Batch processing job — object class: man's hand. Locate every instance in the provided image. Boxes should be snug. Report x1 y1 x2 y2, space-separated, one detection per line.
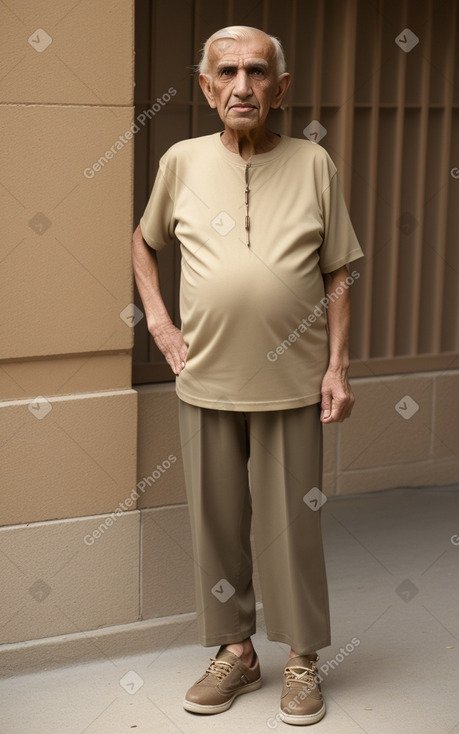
320 366 355 423
320 265 355 423
151 321 188 376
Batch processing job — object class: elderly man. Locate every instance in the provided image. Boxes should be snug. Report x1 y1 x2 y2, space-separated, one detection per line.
132 25 363 726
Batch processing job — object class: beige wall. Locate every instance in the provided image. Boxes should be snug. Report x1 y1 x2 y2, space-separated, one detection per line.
0 1 138 648
0 0 458 667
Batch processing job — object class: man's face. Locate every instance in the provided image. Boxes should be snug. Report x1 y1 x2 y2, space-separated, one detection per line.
199 33 290 131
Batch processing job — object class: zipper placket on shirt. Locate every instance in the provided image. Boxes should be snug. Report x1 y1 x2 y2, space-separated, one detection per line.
245 162 251 247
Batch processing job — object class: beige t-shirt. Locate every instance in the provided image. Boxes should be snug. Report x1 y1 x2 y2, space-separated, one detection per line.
140 132 363 411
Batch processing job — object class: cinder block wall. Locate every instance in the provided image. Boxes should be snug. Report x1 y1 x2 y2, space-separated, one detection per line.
0 1 138 647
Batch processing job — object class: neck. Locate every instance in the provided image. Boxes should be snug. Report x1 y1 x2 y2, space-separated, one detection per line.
220 127 280 160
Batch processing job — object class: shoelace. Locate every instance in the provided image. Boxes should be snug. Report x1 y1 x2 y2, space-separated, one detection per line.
205 658 234 681
284 662 317 688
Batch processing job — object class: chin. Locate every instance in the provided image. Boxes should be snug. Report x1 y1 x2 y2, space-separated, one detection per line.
224 117 262 130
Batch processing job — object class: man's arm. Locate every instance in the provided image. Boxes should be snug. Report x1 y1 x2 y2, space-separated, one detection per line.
320 265 355 423
131 224 187 375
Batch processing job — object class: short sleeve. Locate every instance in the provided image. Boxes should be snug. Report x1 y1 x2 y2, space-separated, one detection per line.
139 162 175 251
318 171 364 273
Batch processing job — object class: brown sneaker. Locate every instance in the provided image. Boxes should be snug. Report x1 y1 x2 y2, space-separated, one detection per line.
279 654 325 725
183 647 262 714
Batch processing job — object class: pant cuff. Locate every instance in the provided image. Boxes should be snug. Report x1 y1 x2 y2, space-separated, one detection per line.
200 625 257 648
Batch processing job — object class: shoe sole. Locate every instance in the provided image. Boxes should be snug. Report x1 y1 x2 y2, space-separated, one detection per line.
183 677 263 714
279 702 326 725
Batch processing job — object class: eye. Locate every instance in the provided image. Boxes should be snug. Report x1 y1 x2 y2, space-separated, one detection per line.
250 67 265 77
220 67 235 77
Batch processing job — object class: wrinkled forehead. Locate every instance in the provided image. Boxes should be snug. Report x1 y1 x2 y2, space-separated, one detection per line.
207 35 276 72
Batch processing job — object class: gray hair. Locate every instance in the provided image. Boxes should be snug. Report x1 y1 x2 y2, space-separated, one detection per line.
199 26 287 77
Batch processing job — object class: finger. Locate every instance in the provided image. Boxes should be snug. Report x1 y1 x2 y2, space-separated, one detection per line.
341 394 355 421
168 355 180 375
320 393 332 421
343 403 353 420
163 347 182 376
336 399 353 422
324 397 346 423
329 404 343 422
338 399 352 422
175 349 188 375
174 355 186 375
177 342 188 373
174 344 187 374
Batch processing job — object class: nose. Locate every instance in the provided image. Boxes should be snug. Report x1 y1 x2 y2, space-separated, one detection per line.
233 69 252 98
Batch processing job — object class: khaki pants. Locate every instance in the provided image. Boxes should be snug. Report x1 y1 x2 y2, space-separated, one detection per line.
178 400 331 655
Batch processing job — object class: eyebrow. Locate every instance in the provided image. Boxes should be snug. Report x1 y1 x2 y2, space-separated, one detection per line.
216 59 270 71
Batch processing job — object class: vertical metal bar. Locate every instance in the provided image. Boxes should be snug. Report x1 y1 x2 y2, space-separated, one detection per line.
147 0 157 364
190 0 201 139
385 0 409 358
431 1 456 353
284 0 296 136
262 0 269 30
408 0 433 355
313 0 325 121
148 0 156 187
226 0 234 25
338 0 357 203
360 0 383 361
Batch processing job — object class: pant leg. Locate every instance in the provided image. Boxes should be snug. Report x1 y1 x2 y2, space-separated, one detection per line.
247 403 330 654
178 399 256 647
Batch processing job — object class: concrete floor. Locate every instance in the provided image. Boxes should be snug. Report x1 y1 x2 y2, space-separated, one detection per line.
1 486 458 734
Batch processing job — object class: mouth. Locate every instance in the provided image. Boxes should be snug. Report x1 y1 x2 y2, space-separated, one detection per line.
230 104 257 112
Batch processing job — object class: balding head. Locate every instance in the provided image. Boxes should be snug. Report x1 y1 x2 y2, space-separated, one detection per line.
199 26 287 78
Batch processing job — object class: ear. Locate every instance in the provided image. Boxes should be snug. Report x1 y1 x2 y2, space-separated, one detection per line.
270 72 292 109
199 73 217 109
